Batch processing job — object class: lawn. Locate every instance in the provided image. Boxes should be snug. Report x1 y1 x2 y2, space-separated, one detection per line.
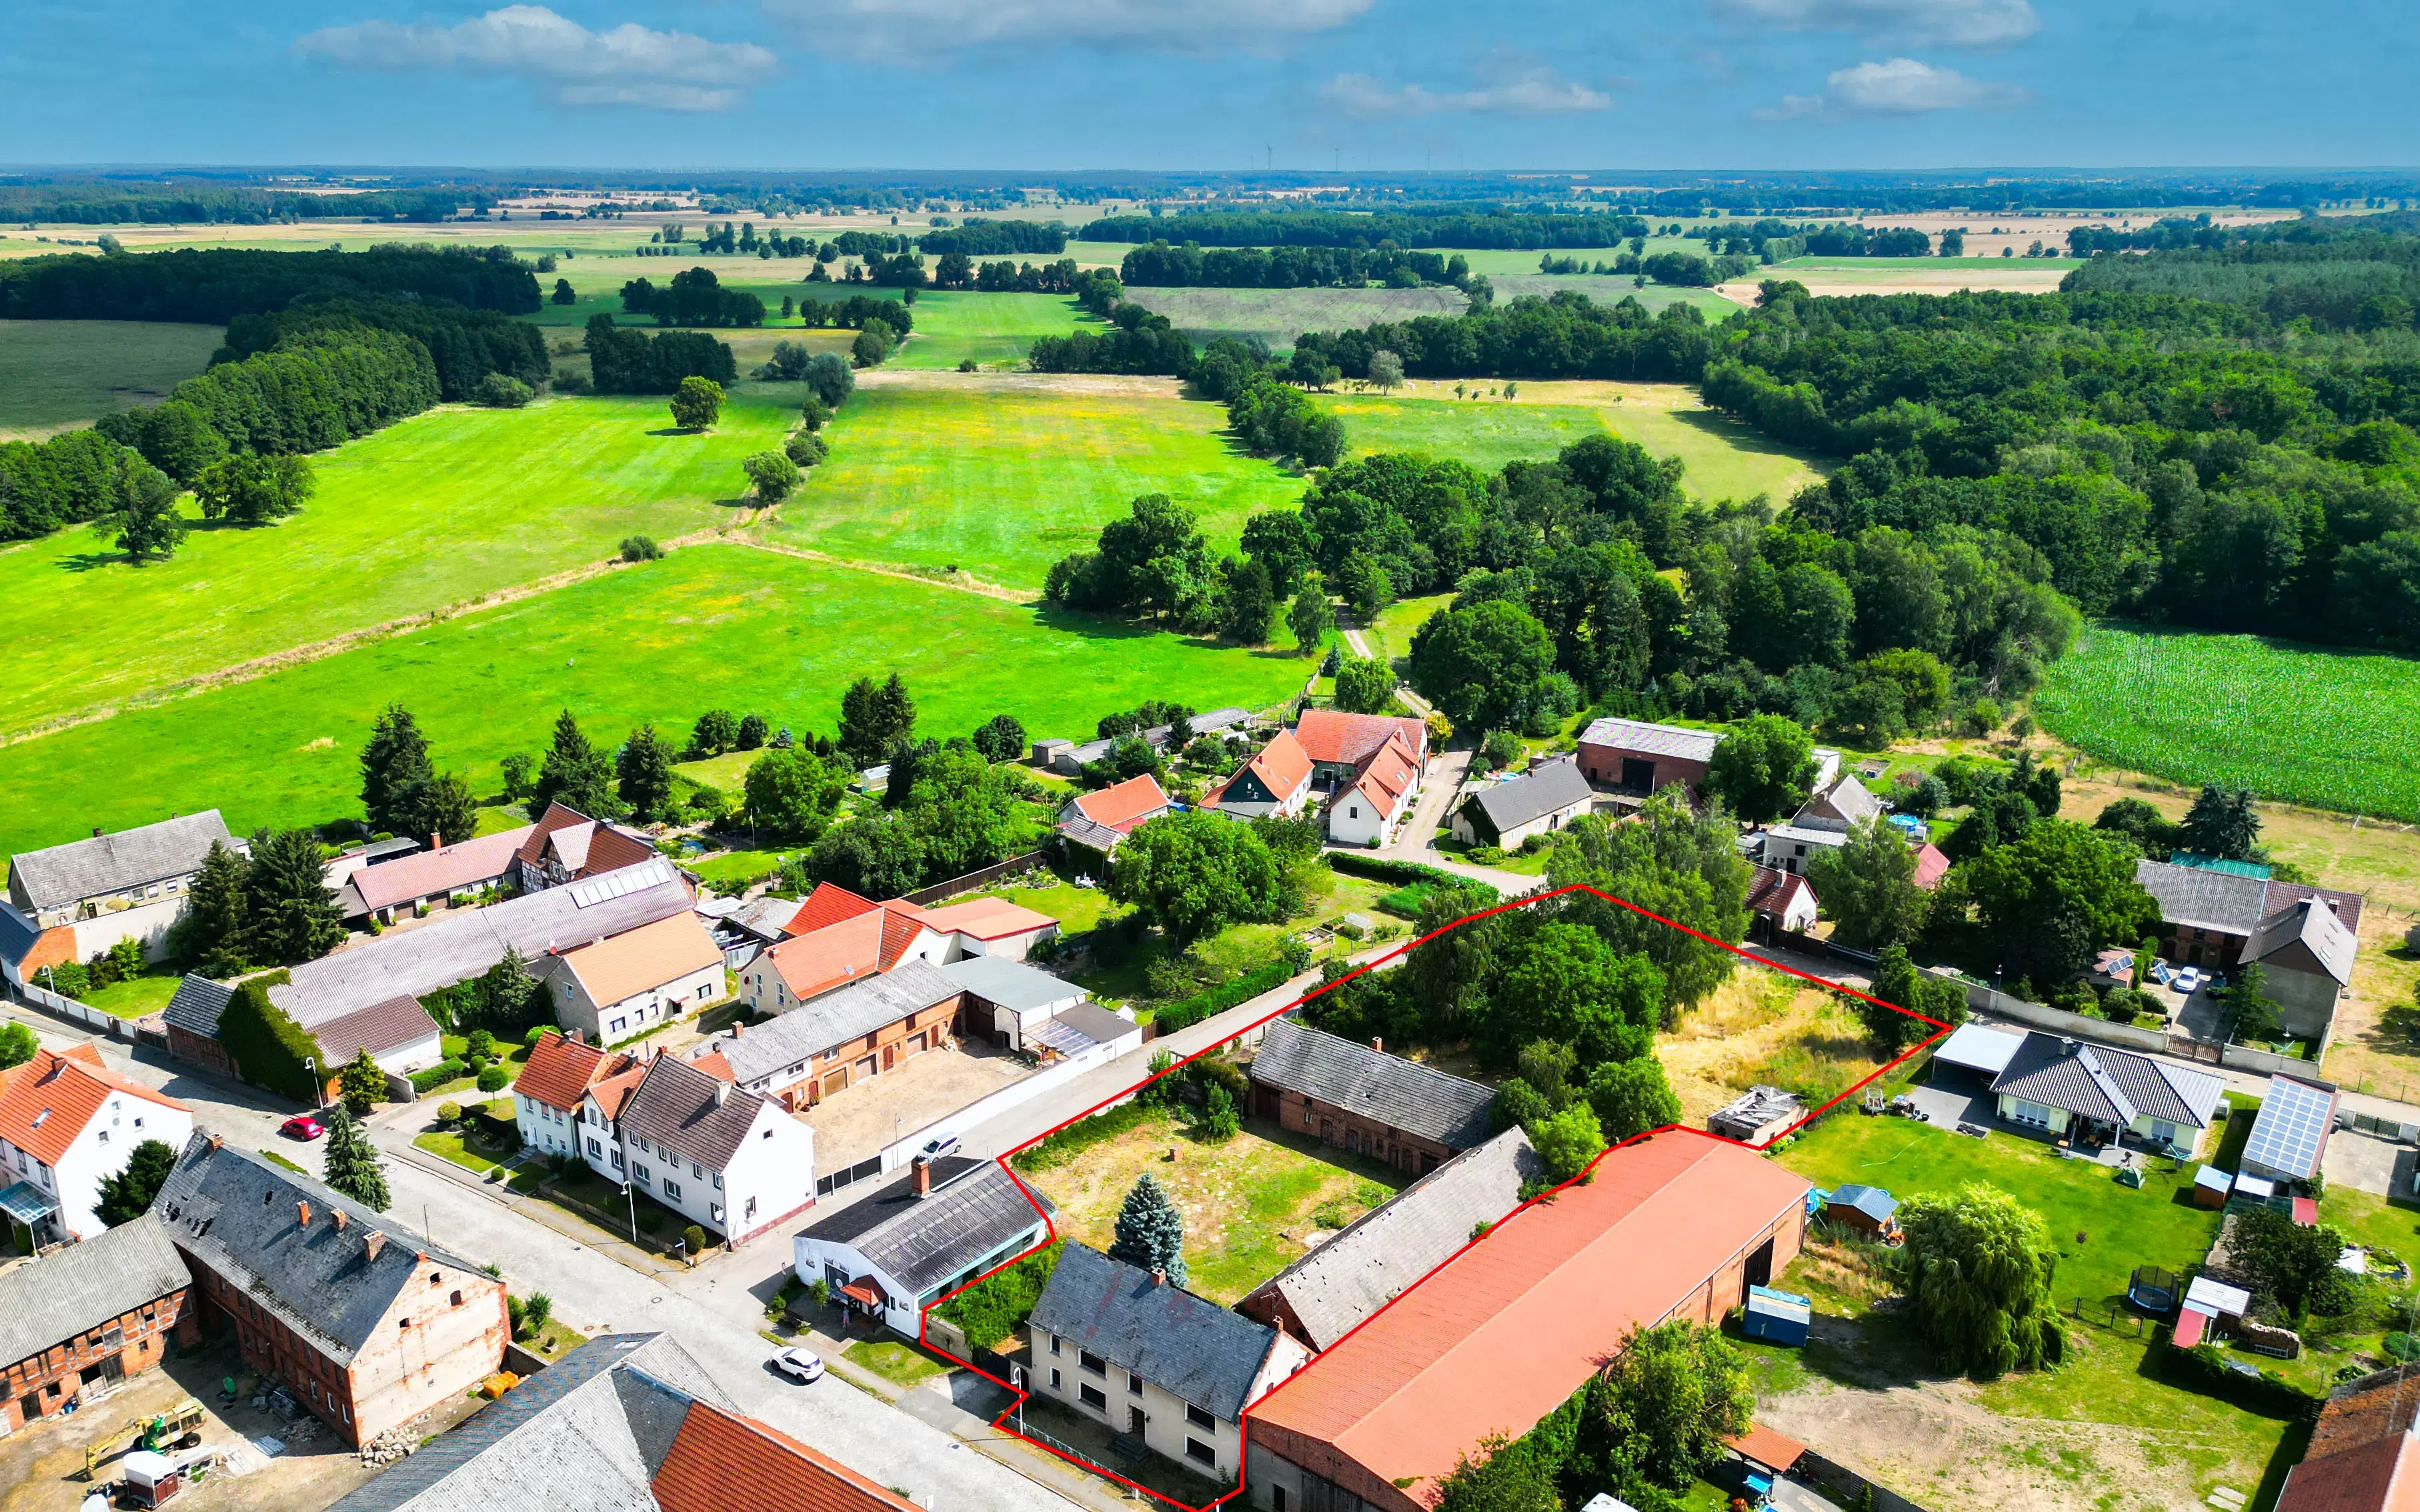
1364 593 1450 663
1022 1108 1409 1303
1318 396 1612 475
769 378 1304 589
1120 286 1469 349
688 847 792 894
0 389 798 740
2037 620 2420 821
0 319 224 438
846 1339 953 1389
0 543 1312 852
73 967 184 1019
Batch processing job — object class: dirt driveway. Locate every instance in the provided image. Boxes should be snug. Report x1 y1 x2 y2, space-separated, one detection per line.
808 1041 1033 1171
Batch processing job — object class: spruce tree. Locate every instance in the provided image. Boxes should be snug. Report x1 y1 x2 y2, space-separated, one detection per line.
320 1104 391 1212
533 710 616 815
616 724 678 821
837 677 884 765
243 828 344 965
1107 1173 1187 1287
172 839 251 975
360 703 434 834
397 770 479 850
872 673 916 753
478 946 539 1033
339 1048 387 1115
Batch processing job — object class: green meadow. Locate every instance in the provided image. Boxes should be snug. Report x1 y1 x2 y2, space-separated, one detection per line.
871 291 1093 369
1318 395 1612 474
1121 286 1468 348
0 319 224 437
0 543 1311 853
0 390 795 738
768 377 1304 587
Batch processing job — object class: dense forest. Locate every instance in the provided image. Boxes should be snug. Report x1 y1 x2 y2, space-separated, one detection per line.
219 299 548 403
1080 207 1652 250
581 315 738 394
1116 241 1468 290
1289 292 1720 383
915 219 1069 257
0 182 490 224
2063 212 2420 333
0 245 542 322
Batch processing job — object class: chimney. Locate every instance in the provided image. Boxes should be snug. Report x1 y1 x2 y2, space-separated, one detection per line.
912 1156 932 1198
431 832 443 852
332 1209 349 1233
1370 1036 1383 1053
1150 1268 1168 1287
730 1021 743 1039
206 1133 224 1153
296 1200 312 1228
712 1080 729 1106
363 1231 385 1262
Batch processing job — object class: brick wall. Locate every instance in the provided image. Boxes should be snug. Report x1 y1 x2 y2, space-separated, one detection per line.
1253 1085 1456 1176
0 1285 192 1433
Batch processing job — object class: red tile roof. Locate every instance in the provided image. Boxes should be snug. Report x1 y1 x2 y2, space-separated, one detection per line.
1250 1133 1809 1507
0 1045 187 1167
764 911 886 1001
1072 773 1170 831
2311 1367 2420 1461
1746 866 1816 919
515 802 597 867
1912 843 1952 891
1338 733 1419 817
787 881 881 935
1724 1422 1806 1473
585 1062 650 1122
1294 709 1427 768
913 896 1058 941
2278 1430 2420 1512
655 1399 918 1512
343 827 533 913
512 1030 640 1113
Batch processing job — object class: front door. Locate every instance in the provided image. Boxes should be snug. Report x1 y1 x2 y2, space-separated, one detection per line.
1130 1406 1147 1435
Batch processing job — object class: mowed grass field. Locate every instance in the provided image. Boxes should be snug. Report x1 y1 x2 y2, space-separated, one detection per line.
1122 285 1468 348
0 390 795 738
0 543 1311 853
812 289 1092 370
0 319 224 438
770 377 1304 587
2036 620 2420 821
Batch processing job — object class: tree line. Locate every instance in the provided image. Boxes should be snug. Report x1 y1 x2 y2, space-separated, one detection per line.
2061 211 2420 334
915 219 1070 257
218 297 548 403
1078 207 1652 250
0 244 541 322
582 313 737 394
1115 241 1468 290
618 267 766 327
0 182 490 225
1288 291 1718 383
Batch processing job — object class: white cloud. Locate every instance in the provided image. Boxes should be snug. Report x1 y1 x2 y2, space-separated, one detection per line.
1710 0 2037 49
1323 65 1614 120
758 0 1370 63
1762 57 2028 119
293 5 780 112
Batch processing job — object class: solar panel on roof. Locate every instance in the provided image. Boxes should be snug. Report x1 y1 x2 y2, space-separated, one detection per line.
2243 1077 2335 1179
567 857 674 907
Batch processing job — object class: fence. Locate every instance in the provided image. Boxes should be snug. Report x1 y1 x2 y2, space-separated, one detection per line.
1792 1449 1934 1512
879 1028 1141 1175
10 980 141 1041
904 851 1048 907
1949 975 2337 1079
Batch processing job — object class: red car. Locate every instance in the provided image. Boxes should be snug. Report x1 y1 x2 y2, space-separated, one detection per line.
281 1114 325 1141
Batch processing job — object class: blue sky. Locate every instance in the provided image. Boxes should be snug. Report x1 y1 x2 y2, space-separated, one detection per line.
3 0 2411 171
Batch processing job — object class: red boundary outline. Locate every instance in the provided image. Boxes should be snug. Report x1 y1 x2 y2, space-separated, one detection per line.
919 881 1950 1511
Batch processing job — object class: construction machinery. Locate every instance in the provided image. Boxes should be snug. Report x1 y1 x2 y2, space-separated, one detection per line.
82 1399 205 1481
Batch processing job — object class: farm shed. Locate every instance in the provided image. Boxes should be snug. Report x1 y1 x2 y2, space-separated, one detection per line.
1824 1184 1900 1239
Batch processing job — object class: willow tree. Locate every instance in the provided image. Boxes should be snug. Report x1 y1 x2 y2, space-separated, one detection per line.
1896 1183 2063 1378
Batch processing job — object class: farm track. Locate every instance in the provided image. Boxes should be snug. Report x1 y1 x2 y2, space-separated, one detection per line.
0 523 1036 749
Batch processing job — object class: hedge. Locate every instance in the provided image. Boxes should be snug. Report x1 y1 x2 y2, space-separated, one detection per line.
936 1239 1062 1348
1326 853 1500 899
410 1059 467 1093
215 971 325 1103
1152 959 1294 1037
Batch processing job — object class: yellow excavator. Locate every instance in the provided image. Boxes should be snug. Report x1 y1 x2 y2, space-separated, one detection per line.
81 1399 205 1481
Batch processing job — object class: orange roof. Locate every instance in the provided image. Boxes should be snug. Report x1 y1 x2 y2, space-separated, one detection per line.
1913 842 1952 890
346 827 533 912
688 1050 735 1082
1073 773 1170 831
0 1045 188 1167
20 924 79 979
1294 709 1426 768
914 895 1059 940
654 1399 918 1512
877 905 932 969
585 1062 650 1121
511 1031 640 1113
786 881 881 935
1724 1421 1806 1472
2278 1429 2420 1512
555 912 724 1009
764 910 886 1001
1216 730 1314 811
1340 733 1419 815
1250 1133 1809 1505
515 801 597 866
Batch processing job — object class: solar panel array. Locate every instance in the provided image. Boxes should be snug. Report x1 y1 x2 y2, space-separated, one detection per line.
567 855 678 907
2243 1077 2335 1179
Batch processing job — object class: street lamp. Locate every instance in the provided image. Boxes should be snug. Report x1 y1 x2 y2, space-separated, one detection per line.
619 1179 639 1243
304 1057 319 1109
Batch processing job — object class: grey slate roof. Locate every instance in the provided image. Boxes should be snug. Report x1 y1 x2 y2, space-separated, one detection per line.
727 959 962 1087
0 900 39 974
1792 775 1883 832
1242 1128 1539 1351
617 1054 775 1172
272 857 692 1029
2248 897 2359 985
1829 1184 1899 1223
9 811 233 911
151 1134 481 1365
941 954 1085 1014
161 975 237 1040
1575 717 1719 764
797 1157 1053 1297
1248 1017 1495 1150
0 1216 191 1368
1464 760 1594 837
1054 815 1128 853
2135 859 2271 935
313 995 444 1061
1989 1031 2225 1129
323 1333 733 1512
1029 1243 1280 1422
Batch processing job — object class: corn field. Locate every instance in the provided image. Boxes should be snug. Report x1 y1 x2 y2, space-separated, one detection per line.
2037 623 2420 821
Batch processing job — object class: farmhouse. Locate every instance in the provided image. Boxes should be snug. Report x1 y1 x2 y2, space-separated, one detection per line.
333 825 531 924
535 909 727 1046
1245 1133 1810 1512
1291 710 1427 846
2133 860 2362 1035
1054 773 1172 863
1206 729 1316 821
1574 718 1719 796
792 1155 1053 1337
1042 708 1255 777
739 883 952 1014
1247 1017 1495 1176
0 1216 195 1434
1238 1127 1540 1352
1957 1025 2227 1153
1790 773 1882 832
1744 866 1820 940
1030 1243 1311 1485
512 801 658 892
321 1331 918 1512
4 811 237 968
1451 759 1595 849
1753 823 1849 877
152 1135 509 1447
0 1043 193 1245
509 1031 640 1160
585 1053 817 1244
716 959 964 1109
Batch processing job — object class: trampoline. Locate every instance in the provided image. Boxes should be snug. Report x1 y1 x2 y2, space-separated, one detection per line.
2128 1265 2180 1315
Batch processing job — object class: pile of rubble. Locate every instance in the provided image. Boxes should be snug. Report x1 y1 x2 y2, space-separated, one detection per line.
359 1426 423 1468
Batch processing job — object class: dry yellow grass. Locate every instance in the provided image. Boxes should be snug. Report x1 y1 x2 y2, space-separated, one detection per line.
1657 966 1891 1127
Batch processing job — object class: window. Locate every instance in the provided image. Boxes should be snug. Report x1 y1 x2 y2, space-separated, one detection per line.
713 1173 723 1189
611 1017 627 1034
744 1196 756 1220
1079 1383 1107 1412
1079 1349 1107 1376
1186 1403 1214 1430
710 1204 724 1223
1185 1438 1216 1467
450 1290 463 1307
1273 1489 1286 1512
1128 1373 1144 1397
691 1162 702 1179
1050 1368 1062 1389
1049 1336 1062 1356
664 1179 682 1201
635 1164 650 1184
97 1130 109 1146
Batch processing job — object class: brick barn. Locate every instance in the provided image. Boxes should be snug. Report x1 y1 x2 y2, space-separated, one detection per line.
0 1218 195 1433
1246 1017 1495 1177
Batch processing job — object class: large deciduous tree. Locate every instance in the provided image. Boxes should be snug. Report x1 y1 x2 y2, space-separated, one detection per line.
1806 817 1931 950
1702 714 1817 825
1895 1183 2063 1378
1942 821 2160 985
1106 812 1286 945
668 375 724 430
1408 599 1556 734
743 745 849 842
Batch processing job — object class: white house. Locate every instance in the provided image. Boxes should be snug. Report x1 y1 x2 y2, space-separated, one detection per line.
1450 759 1594 849
1028 1243 1310 1485
5 811 238 966
1204 731 1316 823
792 1156 1054 1337
1325 732 1422 847
0 1044 193 1245
509 1030 642 1160
585 1054 816 1245
538 912 728 1047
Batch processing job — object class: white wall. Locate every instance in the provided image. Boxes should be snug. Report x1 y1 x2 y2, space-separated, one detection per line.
70 896 187 965
1028 1325 1260 1483
554 959 724 1047
718 1100 817 1241
50 1094 194 1242
370 1031 443 1077
514 1092 579 1158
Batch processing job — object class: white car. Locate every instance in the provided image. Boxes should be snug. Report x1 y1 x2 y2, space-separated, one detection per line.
774 1348 826 1383
2171 967 2203 995
920 1133 962 1162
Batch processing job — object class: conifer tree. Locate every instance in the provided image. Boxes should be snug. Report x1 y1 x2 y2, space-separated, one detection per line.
320 1104 391 1212
533 709 616 815
360 703 433 833
243 828 343 965
173 839 251 975
339 1048 387 1115
616 723 678 821
1108 1173 1187 1287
